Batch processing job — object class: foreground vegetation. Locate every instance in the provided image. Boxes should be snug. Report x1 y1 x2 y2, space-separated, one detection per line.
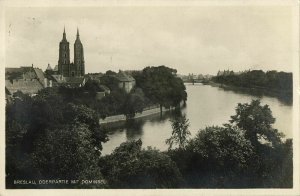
6 90 292 188
100 100 292 188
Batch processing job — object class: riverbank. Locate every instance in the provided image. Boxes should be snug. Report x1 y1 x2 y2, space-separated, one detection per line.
99 105 169 125
202 81 293 105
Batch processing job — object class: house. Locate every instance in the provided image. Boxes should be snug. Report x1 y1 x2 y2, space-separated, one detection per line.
63 77 86 88
49 74 86 88
5 66 52 96
114 70 136 93
95 85 111 100
86 73 104 82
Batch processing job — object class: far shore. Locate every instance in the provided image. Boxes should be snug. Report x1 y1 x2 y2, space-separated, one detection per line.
185 81 293 105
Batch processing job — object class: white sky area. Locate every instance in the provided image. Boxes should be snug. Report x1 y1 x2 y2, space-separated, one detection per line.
5 6 294 75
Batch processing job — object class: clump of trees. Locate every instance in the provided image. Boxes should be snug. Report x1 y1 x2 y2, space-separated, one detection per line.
230 99 284 147
166 100 292 188
6 90 108 188
99 139 182 188
213 70 292 94
133 66 187 115
55 66 187 120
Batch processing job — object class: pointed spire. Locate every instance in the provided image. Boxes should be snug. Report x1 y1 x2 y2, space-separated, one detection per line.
62 26 67 41
76 27 80 39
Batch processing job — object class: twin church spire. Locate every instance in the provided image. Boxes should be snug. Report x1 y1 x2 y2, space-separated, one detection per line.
62 27 80 42
58 27 85 77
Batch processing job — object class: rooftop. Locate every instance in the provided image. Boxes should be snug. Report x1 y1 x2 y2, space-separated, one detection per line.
115 70 135 82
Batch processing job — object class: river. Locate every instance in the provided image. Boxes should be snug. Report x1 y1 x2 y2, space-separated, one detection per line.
101 83 293 155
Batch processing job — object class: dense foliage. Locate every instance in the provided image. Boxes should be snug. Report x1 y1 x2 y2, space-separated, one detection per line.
61 66 187 119
133 66 187 114
99 140 182 188
6 91 108 188
230 100 284 147
213 70 292 93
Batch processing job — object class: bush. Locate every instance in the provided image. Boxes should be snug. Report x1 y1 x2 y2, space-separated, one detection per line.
100 140 182 188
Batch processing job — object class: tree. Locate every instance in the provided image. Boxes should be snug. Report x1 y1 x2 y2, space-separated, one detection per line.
230 99 284 147
100 74 120 91
5 88 109 188
97 88 128 118
135 66 187 116
63 103 108 150
31 124 106 188
122 88 146 119
182 125 254 188
100 140 182 188
188 125 254 169
166 115 191 150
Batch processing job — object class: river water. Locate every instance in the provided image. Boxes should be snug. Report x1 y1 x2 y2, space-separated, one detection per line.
101 83 293 155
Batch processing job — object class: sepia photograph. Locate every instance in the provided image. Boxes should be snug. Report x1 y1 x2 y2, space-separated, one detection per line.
1 0 300 195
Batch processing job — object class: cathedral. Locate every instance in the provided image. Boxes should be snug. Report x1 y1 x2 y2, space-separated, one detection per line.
58 27 85 77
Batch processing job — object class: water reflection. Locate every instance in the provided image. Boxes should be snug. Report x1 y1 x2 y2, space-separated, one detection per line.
124 119 144 140
125 109 186 140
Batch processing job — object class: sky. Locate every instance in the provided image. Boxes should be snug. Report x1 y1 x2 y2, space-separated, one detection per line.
4 6 295 75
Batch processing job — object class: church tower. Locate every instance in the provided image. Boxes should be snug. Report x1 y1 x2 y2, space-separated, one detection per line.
74 28 85 76
58 27 70 76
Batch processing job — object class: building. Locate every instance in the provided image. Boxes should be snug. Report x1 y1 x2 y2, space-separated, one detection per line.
94 85 111 100
43 27 86 88
48 74 86 88
5 66 52 96
115 70 136 93
58 27 85 77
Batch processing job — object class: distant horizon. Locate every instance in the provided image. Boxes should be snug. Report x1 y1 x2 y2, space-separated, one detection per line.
5 6 295 75
5 64 293 76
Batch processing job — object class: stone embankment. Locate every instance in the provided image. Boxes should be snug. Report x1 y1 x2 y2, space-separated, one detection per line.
99 105 168 125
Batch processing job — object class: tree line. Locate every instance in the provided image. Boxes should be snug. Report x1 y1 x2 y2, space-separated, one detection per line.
62 65 187 119
212 70 293 94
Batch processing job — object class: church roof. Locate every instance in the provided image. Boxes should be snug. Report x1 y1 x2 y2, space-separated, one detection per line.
64 77 85 84
50 74 65 83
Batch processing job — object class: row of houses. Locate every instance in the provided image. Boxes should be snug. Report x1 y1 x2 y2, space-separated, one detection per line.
5 65 136 102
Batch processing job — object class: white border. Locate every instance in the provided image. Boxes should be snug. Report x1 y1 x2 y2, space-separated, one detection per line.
0 0 299 195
